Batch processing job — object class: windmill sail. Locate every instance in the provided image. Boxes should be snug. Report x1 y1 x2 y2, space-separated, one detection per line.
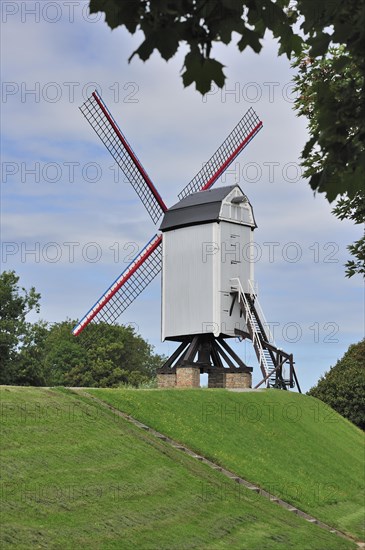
178 107 262 200
80 91 167 224
73 234 162 335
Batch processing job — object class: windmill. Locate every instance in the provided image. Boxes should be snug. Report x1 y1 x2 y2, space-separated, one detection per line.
73 91 301 392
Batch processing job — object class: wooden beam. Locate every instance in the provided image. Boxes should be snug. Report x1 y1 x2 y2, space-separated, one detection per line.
182 335 200 363
215 341 237 370
234 328 251 341
235 327 292 361
254 359 287 389
217 337 248 369
161 339 189 370
292 365 302 394
210 343 224 369
229 292 237 316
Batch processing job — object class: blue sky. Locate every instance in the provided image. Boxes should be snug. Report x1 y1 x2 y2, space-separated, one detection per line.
1 1 363 391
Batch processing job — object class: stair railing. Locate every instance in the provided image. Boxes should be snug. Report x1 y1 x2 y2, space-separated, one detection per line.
247 279 275 345
230 277 271 377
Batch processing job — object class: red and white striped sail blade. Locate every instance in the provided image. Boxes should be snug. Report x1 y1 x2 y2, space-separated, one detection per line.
178 107 262 200
72 234 162 336
80 92 167 224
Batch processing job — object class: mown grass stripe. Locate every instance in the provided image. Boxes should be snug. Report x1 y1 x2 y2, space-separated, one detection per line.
80 389 362 547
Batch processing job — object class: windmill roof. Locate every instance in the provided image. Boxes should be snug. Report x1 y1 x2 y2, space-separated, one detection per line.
160 185 249 232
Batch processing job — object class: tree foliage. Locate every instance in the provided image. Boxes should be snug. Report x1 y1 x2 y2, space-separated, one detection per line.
332 192 365 278
0 270 42 385
89 0 302 94
292 46 364 201
293 46 365 276
43 321 164 388
294 0 365 207
307 340 365 430
0 271 164 387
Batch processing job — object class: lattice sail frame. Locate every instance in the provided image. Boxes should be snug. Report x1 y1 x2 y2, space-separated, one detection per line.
178 107 262 199
72 235 162 336
80 91 167 224
74 93 262 335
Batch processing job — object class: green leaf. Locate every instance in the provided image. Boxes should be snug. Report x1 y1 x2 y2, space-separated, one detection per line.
309 32 332 57
219 18 239 45
308 171 323 194
182 51 226 94
89 0 140 32
129 35 156 62
237 29 262 54
301 136 317 160
155 28 180 61
278 29 303 58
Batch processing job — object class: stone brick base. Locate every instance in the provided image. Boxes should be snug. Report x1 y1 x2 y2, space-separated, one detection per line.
176 367 200 388
157 373 176 388
208 370 225 388
157 369 251 389
225 372 252 389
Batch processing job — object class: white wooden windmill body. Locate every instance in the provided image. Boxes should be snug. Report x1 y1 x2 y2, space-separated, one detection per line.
73 91 300 392
161 185 256 341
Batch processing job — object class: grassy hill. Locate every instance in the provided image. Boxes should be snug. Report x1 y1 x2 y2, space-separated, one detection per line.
90 388 364 541
0 386 362 549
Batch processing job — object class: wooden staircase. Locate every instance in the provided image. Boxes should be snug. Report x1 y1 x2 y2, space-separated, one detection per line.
230 278 301 392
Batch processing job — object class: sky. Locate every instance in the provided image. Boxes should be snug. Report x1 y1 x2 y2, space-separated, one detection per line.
1 1 363 392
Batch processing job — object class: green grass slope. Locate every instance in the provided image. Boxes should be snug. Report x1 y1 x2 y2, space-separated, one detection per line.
0 387 358 549
91 388 364 540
